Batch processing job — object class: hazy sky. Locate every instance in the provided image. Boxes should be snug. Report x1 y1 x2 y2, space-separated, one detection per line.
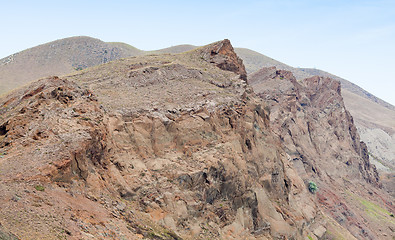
1 0 394 105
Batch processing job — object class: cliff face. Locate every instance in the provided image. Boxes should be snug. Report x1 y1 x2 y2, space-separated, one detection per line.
0 41 393 240
249 68 380 185
250 67 394 240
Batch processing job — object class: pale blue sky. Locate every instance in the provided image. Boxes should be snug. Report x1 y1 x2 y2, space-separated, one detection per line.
1 0 394 105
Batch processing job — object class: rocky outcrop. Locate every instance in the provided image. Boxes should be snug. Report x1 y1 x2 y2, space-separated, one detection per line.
106 97 317 239
197 39 247 80
0 77 126 239
0 40 393 240
0 40 318 239
249 67 380 185
249 67 393 240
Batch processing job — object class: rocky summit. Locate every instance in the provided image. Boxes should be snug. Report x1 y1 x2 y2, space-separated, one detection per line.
0 40 394 239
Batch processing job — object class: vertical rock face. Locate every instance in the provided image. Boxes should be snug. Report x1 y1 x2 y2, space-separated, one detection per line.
249 67 394 240
249 67 379 185
107 98 315 239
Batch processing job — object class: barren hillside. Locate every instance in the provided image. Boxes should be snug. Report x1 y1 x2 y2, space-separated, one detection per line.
0 36 144 96
0 38 196 98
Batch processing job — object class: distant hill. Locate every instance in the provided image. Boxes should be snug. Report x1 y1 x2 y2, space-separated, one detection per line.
0 36 143 96
0 38 199 97
234 48 311 79
107 42 145 55
299 68 395 111
147 44 197 54
235 48 394 111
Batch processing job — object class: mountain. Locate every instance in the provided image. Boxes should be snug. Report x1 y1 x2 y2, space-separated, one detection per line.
1 39 394 239
0 36 147 96
147 44 197 54
234 47 395 187
0 38 196 98
234 48 309 79
248 66 394 239
1 36 393 179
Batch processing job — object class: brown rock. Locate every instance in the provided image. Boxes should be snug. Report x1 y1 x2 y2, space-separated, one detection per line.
198 39 247 80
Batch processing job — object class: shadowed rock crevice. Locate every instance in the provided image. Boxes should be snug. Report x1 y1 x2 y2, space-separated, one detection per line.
0 123 8 136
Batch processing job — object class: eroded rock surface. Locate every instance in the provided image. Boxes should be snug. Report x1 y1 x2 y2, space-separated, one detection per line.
249 67 394 240
0 40 393 240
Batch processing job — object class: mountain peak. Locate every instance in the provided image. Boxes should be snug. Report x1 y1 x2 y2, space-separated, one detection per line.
194 39 247 80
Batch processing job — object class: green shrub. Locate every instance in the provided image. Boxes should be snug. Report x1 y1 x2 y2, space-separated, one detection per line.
35 185 45 191
308 181 318 193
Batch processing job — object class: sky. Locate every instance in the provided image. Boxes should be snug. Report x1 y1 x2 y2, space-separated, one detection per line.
1 0 394 105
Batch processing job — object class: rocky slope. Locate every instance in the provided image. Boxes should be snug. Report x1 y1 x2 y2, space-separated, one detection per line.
0 40 316 239
249 67 394 239
297 69 395 198
0 39 393 240
235 48 395 199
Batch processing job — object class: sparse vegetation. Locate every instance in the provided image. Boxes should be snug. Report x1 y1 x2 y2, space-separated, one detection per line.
308 181 318 193
359 197 394 221
80 117 91 121
34 185 45 191
346 191 395 224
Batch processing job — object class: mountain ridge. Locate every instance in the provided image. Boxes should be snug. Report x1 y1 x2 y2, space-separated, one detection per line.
1 39 393 239
1 35 393 198
1 36 393 110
